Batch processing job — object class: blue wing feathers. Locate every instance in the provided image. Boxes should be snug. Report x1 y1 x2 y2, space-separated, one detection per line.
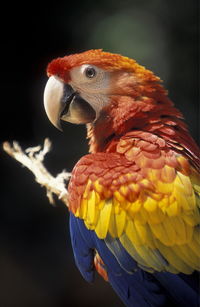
70 214 199 306
69 214 94 283
154 272 199 307
178 271 200 293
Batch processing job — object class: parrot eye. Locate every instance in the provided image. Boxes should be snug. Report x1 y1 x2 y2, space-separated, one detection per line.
70 64 106 87
85 66 96 78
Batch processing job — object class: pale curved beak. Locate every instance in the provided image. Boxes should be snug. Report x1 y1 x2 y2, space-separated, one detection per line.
43 76 65 130
43 76 96 130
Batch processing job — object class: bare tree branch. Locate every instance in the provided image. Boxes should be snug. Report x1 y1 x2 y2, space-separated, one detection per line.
3 138 71 206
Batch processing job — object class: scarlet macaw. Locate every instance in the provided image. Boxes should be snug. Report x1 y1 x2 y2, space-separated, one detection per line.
43 49 200 306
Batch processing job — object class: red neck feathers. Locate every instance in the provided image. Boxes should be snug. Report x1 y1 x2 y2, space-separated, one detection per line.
87 85 199 169
87 82 179 152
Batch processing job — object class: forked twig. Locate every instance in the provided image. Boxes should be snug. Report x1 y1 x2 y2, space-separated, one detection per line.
3 138 71 206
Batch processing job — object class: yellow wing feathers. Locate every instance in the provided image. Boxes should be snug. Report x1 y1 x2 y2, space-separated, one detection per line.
75 163 200 274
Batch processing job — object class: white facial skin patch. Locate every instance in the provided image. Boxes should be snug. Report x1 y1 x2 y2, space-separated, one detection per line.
69 64 111 118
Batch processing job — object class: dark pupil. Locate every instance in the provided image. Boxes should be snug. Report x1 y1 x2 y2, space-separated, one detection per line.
85 67 96 78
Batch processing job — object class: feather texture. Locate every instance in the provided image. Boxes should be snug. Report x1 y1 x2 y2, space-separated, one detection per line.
68 136 200 276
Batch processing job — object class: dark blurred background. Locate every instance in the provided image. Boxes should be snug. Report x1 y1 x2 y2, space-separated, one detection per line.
0 1 199 306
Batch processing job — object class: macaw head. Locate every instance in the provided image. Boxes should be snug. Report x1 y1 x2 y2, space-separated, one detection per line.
44 49 176 151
